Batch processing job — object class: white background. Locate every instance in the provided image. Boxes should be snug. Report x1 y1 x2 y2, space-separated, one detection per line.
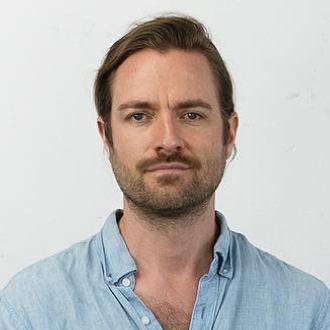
0 0 329 289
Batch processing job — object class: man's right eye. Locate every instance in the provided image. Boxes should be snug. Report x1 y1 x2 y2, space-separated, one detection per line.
129 113 145 121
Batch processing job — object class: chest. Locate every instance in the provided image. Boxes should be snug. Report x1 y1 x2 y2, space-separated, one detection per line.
135 287 197 330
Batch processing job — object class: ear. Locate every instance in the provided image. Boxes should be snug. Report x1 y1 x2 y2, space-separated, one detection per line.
97 116 111 148
225 112 239 159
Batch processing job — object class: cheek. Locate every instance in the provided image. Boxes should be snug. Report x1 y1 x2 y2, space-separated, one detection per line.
112 119 153 153
191 129 223 153
112 132 146 168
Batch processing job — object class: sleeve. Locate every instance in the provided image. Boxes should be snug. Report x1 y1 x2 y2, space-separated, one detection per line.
314 284 330 330
0 295 29 330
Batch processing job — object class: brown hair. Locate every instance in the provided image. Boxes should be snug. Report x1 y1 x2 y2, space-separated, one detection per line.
94 15 235 144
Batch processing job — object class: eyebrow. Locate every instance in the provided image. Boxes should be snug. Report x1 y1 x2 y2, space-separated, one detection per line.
116 101 156 112
173 99 212 111
115 99 212 112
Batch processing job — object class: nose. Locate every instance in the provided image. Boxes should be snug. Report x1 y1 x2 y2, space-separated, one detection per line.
153 113 184 155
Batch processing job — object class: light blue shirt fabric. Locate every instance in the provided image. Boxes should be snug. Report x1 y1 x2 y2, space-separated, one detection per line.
1 209 329 329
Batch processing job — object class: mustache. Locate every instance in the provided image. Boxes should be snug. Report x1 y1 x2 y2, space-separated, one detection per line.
136 153 201 172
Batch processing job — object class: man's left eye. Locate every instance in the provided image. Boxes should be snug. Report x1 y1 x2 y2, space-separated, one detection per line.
184 112 202 120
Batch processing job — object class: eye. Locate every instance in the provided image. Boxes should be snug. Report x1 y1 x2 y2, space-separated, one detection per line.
129 113 146 121
126 111 154 125
183 112 203 120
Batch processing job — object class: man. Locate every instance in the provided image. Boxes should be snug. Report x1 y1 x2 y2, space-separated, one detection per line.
0 15 329 330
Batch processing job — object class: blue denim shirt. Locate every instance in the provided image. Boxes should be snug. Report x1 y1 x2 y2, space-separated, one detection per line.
1 209 329 329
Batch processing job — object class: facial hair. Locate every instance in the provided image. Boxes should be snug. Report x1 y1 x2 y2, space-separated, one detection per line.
109 145 227 227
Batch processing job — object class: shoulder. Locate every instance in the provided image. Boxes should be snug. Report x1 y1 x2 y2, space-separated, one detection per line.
231 230 326 287
230 230 330 325
216 212 322 286
0 234 102 326
3 234 100 290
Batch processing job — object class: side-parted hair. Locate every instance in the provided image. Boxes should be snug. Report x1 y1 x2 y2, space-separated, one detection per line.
94 15 235 144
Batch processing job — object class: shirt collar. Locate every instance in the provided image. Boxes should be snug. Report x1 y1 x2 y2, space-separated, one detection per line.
212 211 233 279
96 209 233 284
97 209 137 284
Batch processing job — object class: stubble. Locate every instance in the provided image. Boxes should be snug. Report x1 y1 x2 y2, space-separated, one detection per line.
109 148 227 230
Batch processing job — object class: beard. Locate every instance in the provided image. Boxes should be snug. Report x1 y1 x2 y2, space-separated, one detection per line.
109 147 227 226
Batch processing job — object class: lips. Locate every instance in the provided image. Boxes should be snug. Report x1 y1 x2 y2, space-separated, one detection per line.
145 163 192 172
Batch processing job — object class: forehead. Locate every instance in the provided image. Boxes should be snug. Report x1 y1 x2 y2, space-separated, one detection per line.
111 49 219 107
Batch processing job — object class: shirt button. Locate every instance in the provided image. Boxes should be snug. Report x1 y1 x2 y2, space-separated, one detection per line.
141 316 150 325
121 278 131 287
221 268 228 274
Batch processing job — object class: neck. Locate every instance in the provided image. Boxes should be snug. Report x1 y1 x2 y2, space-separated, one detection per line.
118 196 219 280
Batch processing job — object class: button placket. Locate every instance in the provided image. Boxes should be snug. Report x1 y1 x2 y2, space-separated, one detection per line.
116 276 162 329
221 268 228 275
141 315 150 325
121 277 131 287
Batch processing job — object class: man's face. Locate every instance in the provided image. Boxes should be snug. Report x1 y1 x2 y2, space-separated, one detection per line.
99 49 237 219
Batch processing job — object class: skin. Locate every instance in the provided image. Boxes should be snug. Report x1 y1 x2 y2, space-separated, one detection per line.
97 49 238 324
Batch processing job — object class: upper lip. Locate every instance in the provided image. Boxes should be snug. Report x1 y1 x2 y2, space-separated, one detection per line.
146 163 192 172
